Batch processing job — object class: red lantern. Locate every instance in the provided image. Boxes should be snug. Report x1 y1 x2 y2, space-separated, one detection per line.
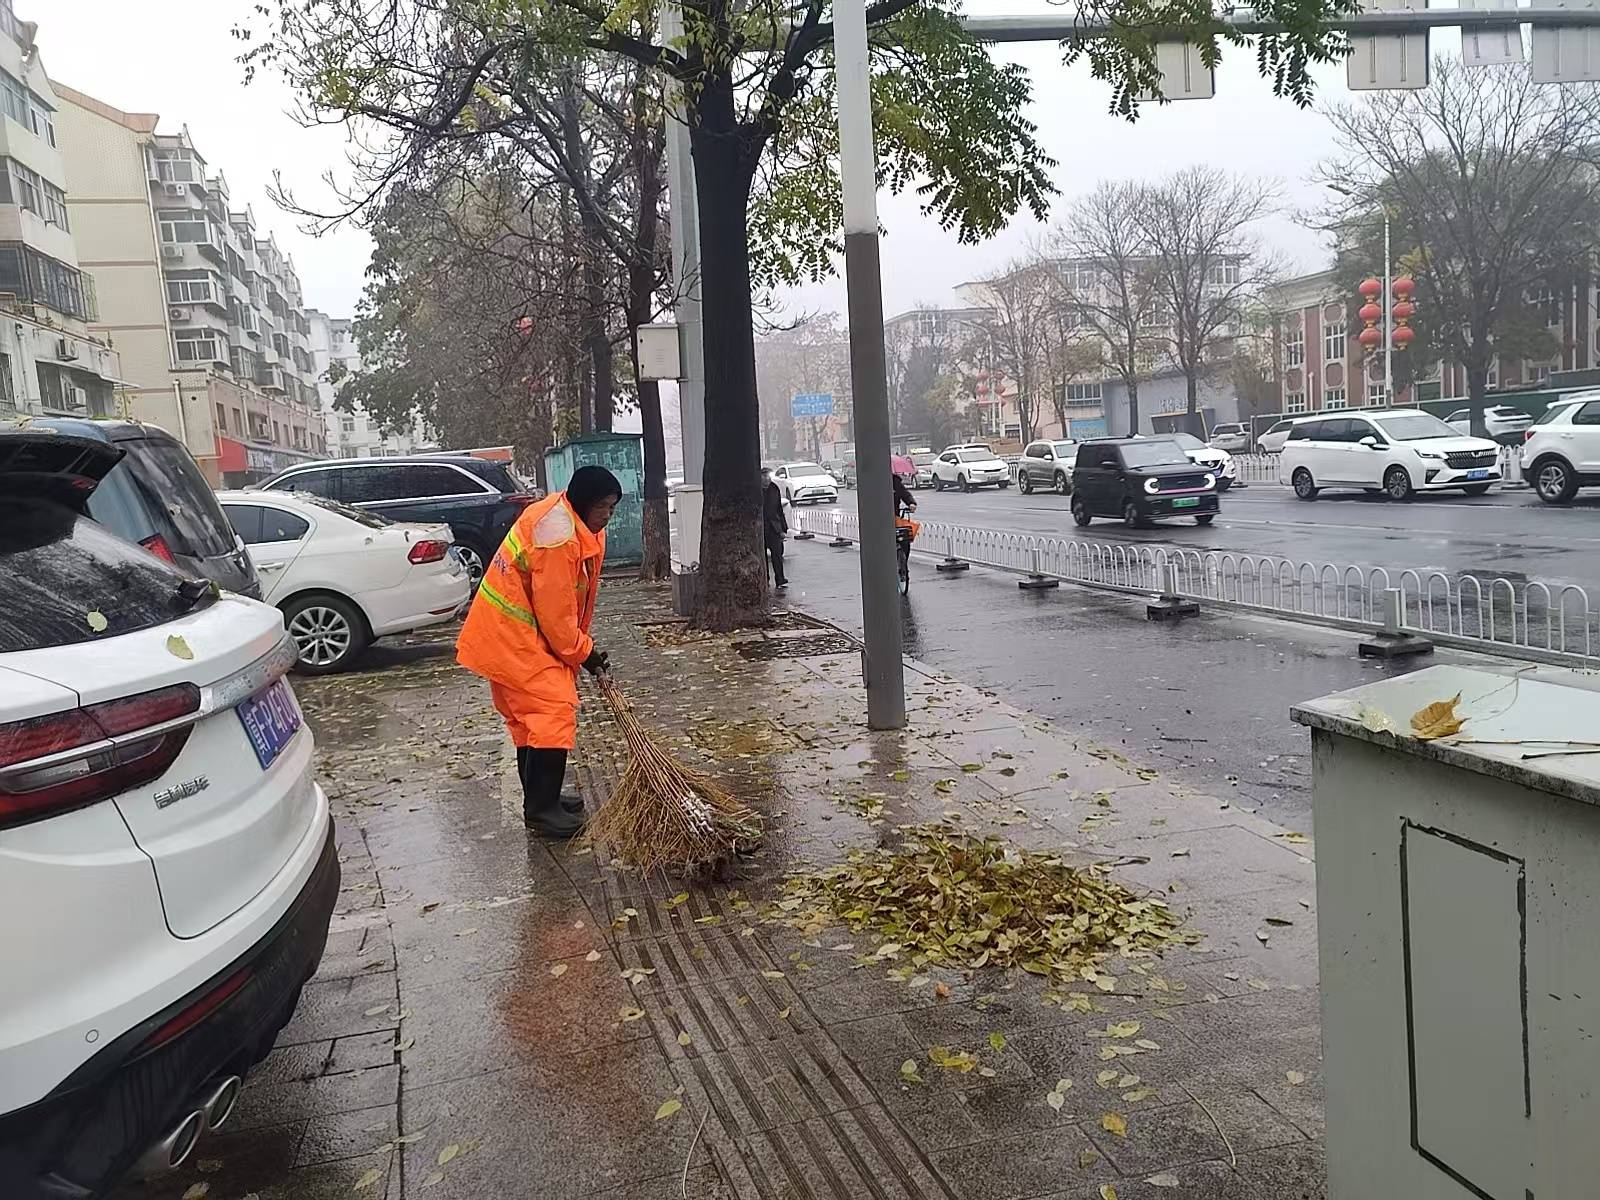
1392 277 1415 299
1359 278 1382 299
1391 301 1415 322
1358 326 1383 348
1392 325 1415 348
1359 302 1383 325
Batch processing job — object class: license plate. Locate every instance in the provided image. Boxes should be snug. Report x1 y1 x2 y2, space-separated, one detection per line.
237 678 302 770
1467 468 1490 480
1171 496 1200 509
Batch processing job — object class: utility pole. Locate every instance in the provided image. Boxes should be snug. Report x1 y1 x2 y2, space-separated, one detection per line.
1382 207 1394 406
662 0 705 487
835 0 906 731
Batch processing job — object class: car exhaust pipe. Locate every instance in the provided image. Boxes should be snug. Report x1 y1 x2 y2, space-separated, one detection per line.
200 1075 243 1131
133 1109 205 1177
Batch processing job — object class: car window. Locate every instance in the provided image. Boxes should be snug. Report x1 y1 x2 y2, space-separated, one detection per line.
115 435 237 557
1052 442 1075 457
1267 421 1291 435
1119 441 1191 468
449 458 523 493
294 493 391 529
1288 421 1317 441
261 507 311 542
1445 410 1469 423
223 503 261 544
82 459 165 546
1372 413 1459 440
774 467 787 478
1348 420 1382 443
1573 401 1600 426
1317 419 1353 443
1169 432 1205 450
342 463 485 503
275 468 340 499
788 463 823 475
0 498 214 652
940 453 956 463
955 449 993 462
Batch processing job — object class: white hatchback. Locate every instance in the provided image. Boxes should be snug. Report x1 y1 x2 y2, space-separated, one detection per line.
0 431 338 1196
1280 409 1501 501
219 491 470 674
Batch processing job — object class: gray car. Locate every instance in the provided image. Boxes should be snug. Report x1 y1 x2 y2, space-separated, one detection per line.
1016 439 1078 494
19 417 262 599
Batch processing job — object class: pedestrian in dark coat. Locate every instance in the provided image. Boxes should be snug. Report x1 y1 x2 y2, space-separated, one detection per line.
761 467 788 589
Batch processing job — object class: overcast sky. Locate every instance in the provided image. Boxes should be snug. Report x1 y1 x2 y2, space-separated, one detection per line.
38 0 1464 321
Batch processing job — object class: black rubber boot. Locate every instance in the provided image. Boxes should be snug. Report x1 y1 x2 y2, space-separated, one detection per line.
518 748 583 838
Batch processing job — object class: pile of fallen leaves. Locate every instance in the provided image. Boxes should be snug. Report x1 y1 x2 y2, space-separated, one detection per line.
776 824 1188 981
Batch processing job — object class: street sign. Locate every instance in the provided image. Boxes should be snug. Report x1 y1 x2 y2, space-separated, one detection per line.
1140 42 1215 101
1533 0 1600 81
1348 0 1430 90
791 392 835 418
1463 0 1525 66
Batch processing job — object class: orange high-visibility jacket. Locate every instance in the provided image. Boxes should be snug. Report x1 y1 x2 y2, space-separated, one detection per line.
456 491 606 750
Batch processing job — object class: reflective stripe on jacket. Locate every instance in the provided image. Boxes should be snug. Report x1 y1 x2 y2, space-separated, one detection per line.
456 491 605 748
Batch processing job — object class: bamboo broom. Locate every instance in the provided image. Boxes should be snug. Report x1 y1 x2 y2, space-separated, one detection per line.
580 676 763 874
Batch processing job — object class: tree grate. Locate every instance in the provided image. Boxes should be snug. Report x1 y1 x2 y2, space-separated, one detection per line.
733 633 858 660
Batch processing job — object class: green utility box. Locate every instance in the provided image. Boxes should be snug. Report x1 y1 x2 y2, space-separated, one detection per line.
544 432 643 567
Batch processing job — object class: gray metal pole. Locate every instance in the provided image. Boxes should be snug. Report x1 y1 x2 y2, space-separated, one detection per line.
835 0 906 731
1382 208 1394 407
662 0 705 487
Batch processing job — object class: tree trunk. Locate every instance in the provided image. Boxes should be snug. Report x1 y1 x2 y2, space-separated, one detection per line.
689 75 767 631
1467 354 1490 440
1126 376 1140 435
585 300 614 433
1184 367 1202 435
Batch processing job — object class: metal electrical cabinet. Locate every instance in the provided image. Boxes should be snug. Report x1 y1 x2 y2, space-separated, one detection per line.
544 432 644 567
1292 664 1600 1200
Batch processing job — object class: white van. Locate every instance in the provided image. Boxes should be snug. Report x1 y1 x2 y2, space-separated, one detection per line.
1279 409 1501 501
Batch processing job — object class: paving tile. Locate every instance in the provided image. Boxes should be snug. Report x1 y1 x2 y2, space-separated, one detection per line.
104 1120 305 1200
1081 1090 1306 1178
277 971 399 1045
670 1031 876 1134
717 1104 958 1200
928 1122 1110 1200
1103 825 1314 902
399 1042 712 1199
390 892 601 987
581 1166 737 1198
294 1103 397 1166
230 1065 399 1132
1223 1139 1327 1199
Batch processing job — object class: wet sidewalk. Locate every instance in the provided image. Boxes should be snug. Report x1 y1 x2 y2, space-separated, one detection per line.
115 582 1326 1200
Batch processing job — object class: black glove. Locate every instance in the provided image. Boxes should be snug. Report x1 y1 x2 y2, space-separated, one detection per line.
583 647 611 677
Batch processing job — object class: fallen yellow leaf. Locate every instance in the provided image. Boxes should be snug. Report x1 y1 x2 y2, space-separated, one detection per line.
182 1185 210 1200
353 1168 384 1191
1286 1070 1306 1086
1146 1173 1180 1188
166 634 195 661
86 611 108 633
1410 693 1464 740
676 1031 692 1047
421 1172 445 1189
436 1145 459 1166
1101 1112 1128 1137
549 963 568 978
654 1099 683 1120
1100 1186 1119 1200
1078 1148 1100 1169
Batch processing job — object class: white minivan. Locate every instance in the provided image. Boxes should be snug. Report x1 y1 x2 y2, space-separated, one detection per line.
1280 409 1501 501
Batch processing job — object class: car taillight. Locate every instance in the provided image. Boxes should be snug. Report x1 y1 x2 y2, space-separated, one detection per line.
0 683 201 828
140 533 177 564
139 968 251 1052
409 539 450 564
1525 429 1536 442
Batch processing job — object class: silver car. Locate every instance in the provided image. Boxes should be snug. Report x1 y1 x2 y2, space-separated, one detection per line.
1015 439 1078 494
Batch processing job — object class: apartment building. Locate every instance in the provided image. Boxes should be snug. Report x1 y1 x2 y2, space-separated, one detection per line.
0 0 122 418
52 85 324 484
307 308 427 458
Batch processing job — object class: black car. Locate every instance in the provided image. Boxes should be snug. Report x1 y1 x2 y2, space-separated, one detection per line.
260 455 536 584
18 418 262 599
1070 438 1221 528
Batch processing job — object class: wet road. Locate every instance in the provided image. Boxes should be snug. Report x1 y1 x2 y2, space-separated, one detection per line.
810 479 1600 593
780 531 1490 830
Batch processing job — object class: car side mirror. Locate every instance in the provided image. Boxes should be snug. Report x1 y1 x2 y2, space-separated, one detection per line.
1359 436 1379 449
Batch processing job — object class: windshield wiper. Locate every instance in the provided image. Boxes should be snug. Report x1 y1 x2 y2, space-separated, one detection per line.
172 577 215 612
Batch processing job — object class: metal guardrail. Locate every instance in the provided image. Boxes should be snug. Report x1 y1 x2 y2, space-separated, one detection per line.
794 508 1597 667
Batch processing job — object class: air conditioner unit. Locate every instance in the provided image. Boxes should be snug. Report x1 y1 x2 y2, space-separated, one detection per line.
163 183 185 196
168 306 187 321
56 338 79 361
161 244 184 259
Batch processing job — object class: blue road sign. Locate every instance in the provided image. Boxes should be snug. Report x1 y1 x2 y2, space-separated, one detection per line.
791 392 835 419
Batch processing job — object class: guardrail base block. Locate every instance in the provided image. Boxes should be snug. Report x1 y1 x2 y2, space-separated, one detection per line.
1358 631 1434 659
936 559 970 573
829 537 852 548
1147 596 1201 621
793 531 815 541
1018 575 1059 591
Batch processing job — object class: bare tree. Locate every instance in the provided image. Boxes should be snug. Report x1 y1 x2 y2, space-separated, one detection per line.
1317 60 1600 437
968 257 1060 444
1141 166 1280 433
884 305 960 440
754 315 850 460
1053 181 1164 433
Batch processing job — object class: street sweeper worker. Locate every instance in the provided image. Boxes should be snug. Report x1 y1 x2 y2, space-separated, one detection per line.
456 464 623 837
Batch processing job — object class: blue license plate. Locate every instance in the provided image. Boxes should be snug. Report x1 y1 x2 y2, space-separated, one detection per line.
1467 468 1490 480
237 678 302 769
1170 496 1200 509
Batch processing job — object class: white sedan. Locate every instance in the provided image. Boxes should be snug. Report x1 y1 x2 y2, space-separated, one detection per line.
932 447 1012 491
773 462 839 506
1167 432 1238 490
218 491 471 674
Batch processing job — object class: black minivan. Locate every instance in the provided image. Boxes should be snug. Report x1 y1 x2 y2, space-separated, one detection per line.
22 418 262 598
1070 438 1221 528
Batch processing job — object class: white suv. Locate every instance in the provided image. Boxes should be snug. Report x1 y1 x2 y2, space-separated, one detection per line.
1280 409 1501 501
1521 393 1600 505
932 447 1011 491
0 431 338 1196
